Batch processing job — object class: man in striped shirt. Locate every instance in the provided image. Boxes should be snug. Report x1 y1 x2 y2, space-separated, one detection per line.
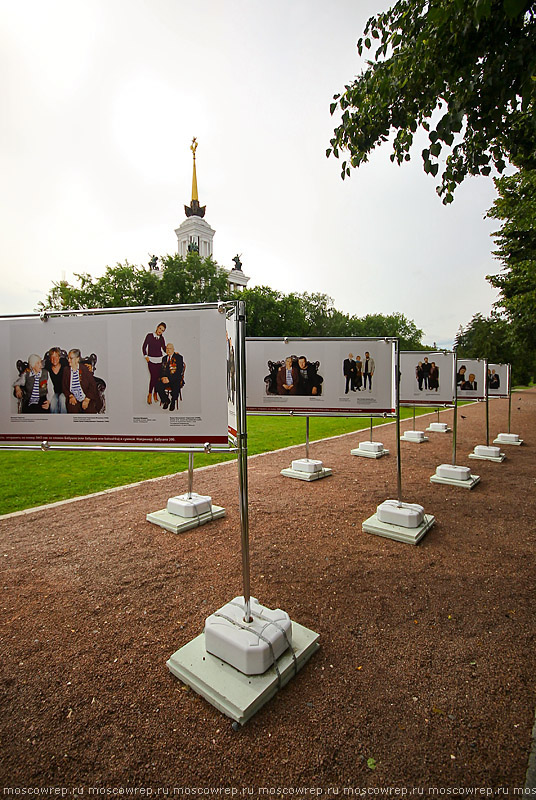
13 354 51 413
62 349 103 414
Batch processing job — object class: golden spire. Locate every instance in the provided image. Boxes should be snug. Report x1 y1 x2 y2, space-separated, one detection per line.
191 137 199 202
184 137 206 218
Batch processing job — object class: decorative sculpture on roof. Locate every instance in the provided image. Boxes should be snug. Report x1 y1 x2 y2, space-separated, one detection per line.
232 254 243 271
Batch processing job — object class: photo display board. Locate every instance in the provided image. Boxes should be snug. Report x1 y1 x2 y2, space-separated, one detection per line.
246 338 396 415
399 351 455 406
1 305 232 446
456 357 486 400
487 363 510 398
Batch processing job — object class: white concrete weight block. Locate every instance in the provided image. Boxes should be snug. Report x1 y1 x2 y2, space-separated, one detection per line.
474 445 501 459
377 500 425 529
359 441 384 453
495 433 520 443
205 596 292 675
435 464 471 481
167 493 212 518
291 458 323 473
428 423 448 432
405 430 425 442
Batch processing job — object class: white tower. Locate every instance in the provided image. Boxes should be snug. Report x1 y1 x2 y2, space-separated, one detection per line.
175 137 215 259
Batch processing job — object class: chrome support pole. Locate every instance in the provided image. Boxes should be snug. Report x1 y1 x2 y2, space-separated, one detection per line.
305 416 310 460
508 364 512 434
236 301 252 623
370 416 373 442
452 350 458 467
485 360 489 447
395 343 402 506
187 452 194 499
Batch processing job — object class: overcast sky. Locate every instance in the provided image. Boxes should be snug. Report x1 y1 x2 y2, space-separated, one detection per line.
1 0 505 346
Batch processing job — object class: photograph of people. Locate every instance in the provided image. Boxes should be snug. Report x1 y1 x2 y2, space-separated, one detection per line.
415 361 424 390
142 322 167 405
276 356 299 395
363 351 375 391
460 372 477 391
13 354 52 413
421 356 431 389
62 348 103 413
456 365 467 387
429 361 439 391
45 346 67 413
297 356 322 396
355 355 363 390
156 342 185 411
343 353 357 393
488 368 500 389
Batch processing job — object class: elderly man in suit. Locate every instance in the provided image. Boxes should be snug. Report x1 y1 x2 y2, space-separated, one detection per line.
157 342 185 412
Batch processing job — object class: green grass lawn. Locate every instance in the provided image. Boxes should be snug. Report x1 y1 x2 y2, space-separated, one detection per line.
0 406 448 515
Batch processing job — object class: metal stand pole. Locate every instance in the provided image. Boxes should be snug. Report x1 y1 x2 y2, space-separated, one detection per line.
485 360 489 447
370 416 373 442
236 301 252 623
452 351 458 467
508 364 512 433
413 406 416 431
395 344 402 506
305 416 310 460
187 452 194 499
437 408 440 423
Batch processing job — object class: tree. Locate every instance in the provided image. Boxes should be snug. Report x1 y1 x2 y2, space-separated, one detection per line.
486 166 536 348
39 252 230 311
455 311 535 383
328 0 536 203
238 285 424 346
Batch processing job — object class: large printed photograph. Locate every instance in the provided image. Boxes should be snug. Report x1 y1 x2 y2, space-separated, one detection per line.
1 307 230 445
455 358 486 400
246 338 396 415
399 351 455 406
487 362 509 398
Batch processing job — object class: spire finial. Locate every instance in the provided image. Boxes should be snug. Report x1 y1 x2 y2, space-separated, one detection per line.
184 137 206 218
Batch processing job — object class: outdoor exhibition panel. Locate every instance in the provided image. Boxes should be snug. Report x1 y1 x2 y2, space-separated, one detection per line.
399 351 455 406
245 338 397 416
1 304 235 448
455 357 486 401
487 362 510 398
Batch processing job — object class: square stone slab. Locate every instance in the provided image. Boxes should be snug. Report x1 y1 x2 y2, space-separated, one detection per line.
147 505 225 533
166 620 320 725
494 433 523 446
430 473 480 489
362 512 435 545
280 467 332 481
351 446 389 459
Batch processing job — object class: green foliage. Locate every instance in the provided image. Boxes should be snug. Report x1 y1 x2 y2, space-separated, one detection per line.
454 311 535 383
486 167 536 348
238 286 424 347
38 253 230 311
328 0 536 202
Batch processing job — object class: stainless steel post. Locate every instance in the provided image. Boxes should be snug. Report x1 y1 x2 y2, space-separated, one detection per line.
485 360 489 447
187 452 194 499
508 363 512 433
413 406 416 431
395 343 402 506
305 416 310 460
452 350 458 467
370 416 373 442
236 301 252 623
